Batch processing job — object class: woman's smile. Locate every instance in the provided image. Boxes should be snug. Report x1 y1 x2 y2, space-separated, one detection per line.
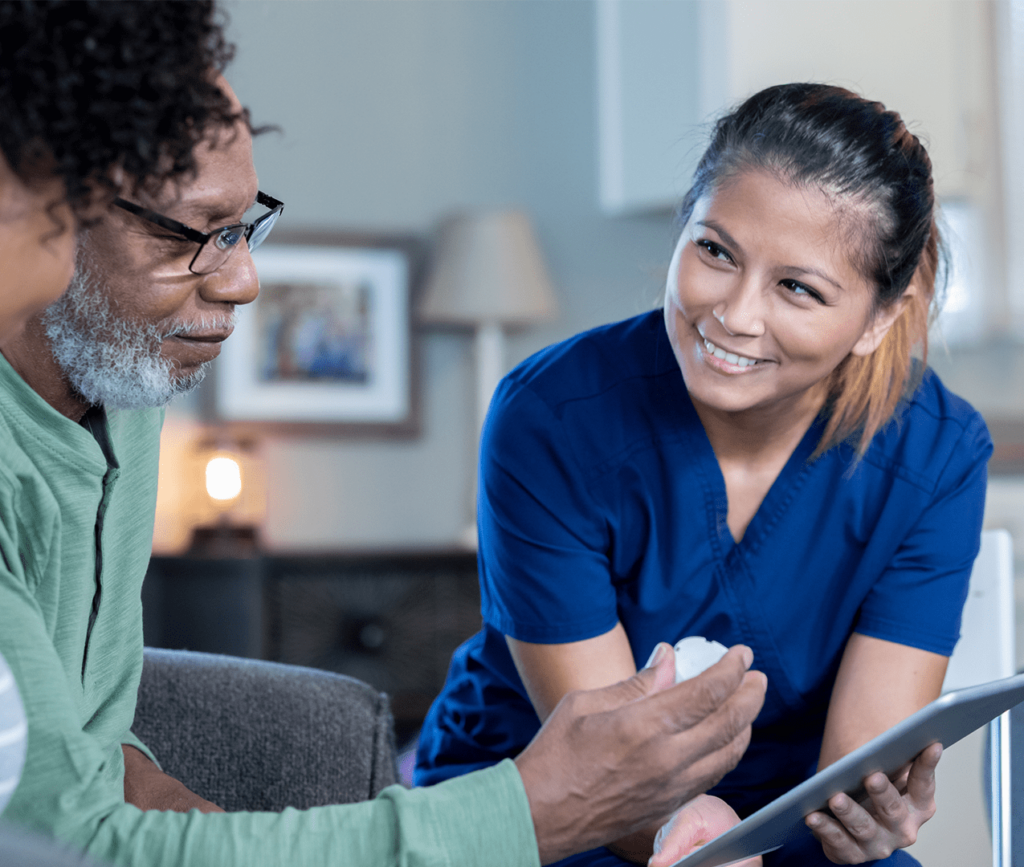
697 326 772 373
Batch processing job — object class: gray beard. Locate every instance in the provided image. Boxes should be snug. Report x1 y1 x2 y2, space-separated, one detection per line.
41 261 227 410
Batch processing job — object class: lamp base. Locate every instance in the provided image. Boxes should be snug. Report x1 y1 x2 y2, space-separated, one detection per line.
188 524 261 558
457 522 478 551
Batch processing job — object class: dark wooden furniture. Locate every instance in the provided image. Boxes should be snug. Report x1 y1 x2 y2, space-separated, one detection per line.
143 550 480 744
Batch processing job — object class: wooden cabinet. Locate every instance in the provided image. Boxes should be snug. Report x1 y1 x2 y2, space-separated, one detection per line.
597 0 998 214
143 551 481 743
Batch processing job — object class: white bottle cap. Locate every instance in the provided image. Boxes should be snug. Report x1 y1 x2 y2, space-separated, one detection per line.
673 636 729 683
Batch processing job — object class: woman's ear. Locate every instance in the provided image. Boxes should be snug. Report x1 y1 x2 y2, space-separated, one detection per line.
849 284 917 357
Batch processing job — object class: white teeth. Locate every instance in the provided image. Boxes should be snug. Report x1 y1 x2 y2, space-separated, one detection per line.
703 339 760 368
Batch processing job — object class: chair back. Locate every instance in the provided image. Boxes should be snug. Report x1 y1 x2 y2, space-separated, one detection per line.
934 528 1015 867
943 528 1015 693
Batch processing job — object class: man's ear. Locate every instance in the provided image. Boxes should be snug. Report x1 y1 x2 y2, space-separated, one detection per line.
849 285 917 357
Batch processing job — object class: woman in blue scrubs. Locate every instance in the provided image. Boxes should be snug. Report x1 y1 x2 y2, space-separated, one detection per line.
416 83 991 867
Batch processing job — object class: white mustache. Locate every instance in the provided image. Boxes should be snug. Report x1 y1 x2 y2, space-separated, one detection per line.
161 312 237 339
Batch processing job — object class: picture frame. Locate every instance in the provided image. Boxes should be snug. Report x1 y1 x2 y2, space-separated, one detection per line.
214 231 422 435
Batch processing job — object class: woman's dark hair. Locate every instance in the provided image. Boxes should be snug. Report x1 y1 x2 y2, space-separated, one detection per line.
680 83 943 456
0 0 242 214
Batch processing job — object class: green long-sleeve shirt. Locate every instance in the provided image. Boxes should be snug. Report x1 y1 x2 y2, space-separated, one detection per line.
0 353 540 867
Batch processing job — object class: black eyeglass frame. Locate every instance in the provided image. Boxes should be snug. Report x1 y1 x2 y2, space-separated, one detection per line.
113 190 285 274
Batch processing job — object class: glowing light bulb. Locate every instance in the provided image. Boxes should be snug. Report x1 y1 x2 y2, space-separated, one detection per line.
206 456 242 501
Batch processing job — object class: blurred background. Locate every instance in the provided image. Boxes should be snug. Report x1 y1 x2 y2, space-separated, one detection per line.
141 2 1024 862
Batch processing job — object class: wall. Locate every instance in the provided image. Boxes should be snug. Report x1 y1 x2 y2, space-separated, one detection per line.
155 0 685 553
154 0 1024 556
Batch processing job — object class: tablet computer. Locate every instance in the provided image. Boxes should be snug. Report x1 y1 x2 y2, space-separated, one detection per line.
669 672 1024 867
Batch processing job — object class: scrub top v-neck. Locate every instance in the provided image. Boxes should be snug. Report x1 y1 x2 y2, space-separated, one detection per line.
415 310 991 821
680 374 825 560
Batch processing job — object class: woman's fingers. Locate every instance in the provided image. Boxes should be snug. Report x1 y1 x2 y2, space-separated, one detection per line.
904 743 941 809
805 809 864 859
861 774 910 833
805 747 942 862
830 792 886 843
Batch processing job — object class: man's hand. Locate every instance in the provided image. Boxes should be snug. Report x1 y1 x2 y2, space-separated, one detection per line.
122 745 224 814
515 643 767 865
805 744 941 863
649 795 761 867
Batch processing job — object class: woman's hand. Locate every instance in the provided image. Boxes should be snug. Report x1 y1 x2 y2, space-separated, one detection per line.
648 795 761 867
805 743 941 863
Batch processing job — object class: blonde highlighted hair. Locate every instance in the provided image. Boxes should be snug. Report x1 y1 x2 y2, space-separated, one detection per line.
817 224 938 457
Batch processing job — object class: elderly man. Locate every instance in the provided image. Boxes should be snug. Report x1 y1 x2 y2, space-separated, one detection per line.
0 77 766 866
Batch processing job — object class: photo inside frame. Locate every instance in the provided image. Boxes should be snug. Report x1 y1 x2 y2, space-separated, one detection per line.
215 240 413 429
256 279 374 384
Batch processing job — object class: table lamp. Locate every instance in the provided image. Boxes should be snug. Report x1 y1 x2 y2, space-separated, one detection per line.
417 209 559 545
418 209 558 429
188 436 263 557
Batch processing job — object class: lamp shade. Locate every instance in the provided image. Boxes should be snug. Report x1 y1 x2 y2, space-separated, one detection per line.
417 210 558 327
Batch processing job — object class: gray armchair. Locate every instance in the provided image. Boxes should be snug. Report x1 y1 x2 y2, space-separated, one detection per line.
132 647 400 812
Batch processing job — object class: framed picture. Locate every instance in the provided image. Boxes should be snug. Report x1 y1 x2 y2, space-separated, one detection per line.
214 231 421 435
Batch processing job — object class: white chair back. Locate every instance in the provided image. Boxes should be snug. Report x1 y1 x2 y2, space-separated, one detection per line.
940 528 1015 866
943 529 1015 693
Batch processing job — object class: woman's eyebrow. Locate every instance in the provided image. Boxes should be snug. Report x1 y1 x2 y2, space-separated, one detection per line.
784 264 845 292
696 219 741 252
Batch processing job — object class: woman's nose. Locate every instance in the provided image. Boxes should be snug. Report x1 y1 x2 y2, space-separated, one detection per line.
714 280 765 337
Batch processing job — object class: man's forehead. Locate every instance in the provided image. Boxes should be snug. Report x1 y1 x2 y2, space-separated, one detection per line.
141 121 258 224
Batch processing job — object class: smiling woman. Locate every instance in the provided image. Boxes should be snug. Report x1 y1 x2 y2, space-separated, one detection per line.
415 84 990 867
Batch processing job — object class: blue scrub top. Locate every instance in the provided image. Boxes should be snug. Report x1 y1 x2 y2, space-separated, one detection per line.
416 311 991 821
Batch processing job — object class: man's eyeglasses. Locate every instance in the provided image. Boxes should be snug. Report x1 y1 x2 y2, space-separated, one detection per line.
113 191 284 275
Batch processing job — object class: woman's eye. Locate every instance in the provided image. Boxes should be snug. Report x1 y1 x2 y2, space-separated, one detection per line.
696 239 732 263
781 279 825 304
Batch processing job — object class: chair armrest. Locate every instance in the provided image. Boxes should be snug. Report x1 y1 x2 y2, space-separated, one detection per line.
132 648 399 812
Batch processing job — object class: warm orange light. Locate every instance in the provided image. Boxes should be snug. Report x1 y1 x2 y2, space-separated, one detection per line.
205 456 242 502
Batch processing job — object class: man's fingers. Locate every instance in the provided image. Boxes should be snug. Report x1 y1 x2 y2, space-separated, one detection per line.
657 718 755 797
680 647 758 720
565 642 678 718
566 643 757 722
646 647 760 733
656 670 766 777
657 668 767 748
644 642 680 694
